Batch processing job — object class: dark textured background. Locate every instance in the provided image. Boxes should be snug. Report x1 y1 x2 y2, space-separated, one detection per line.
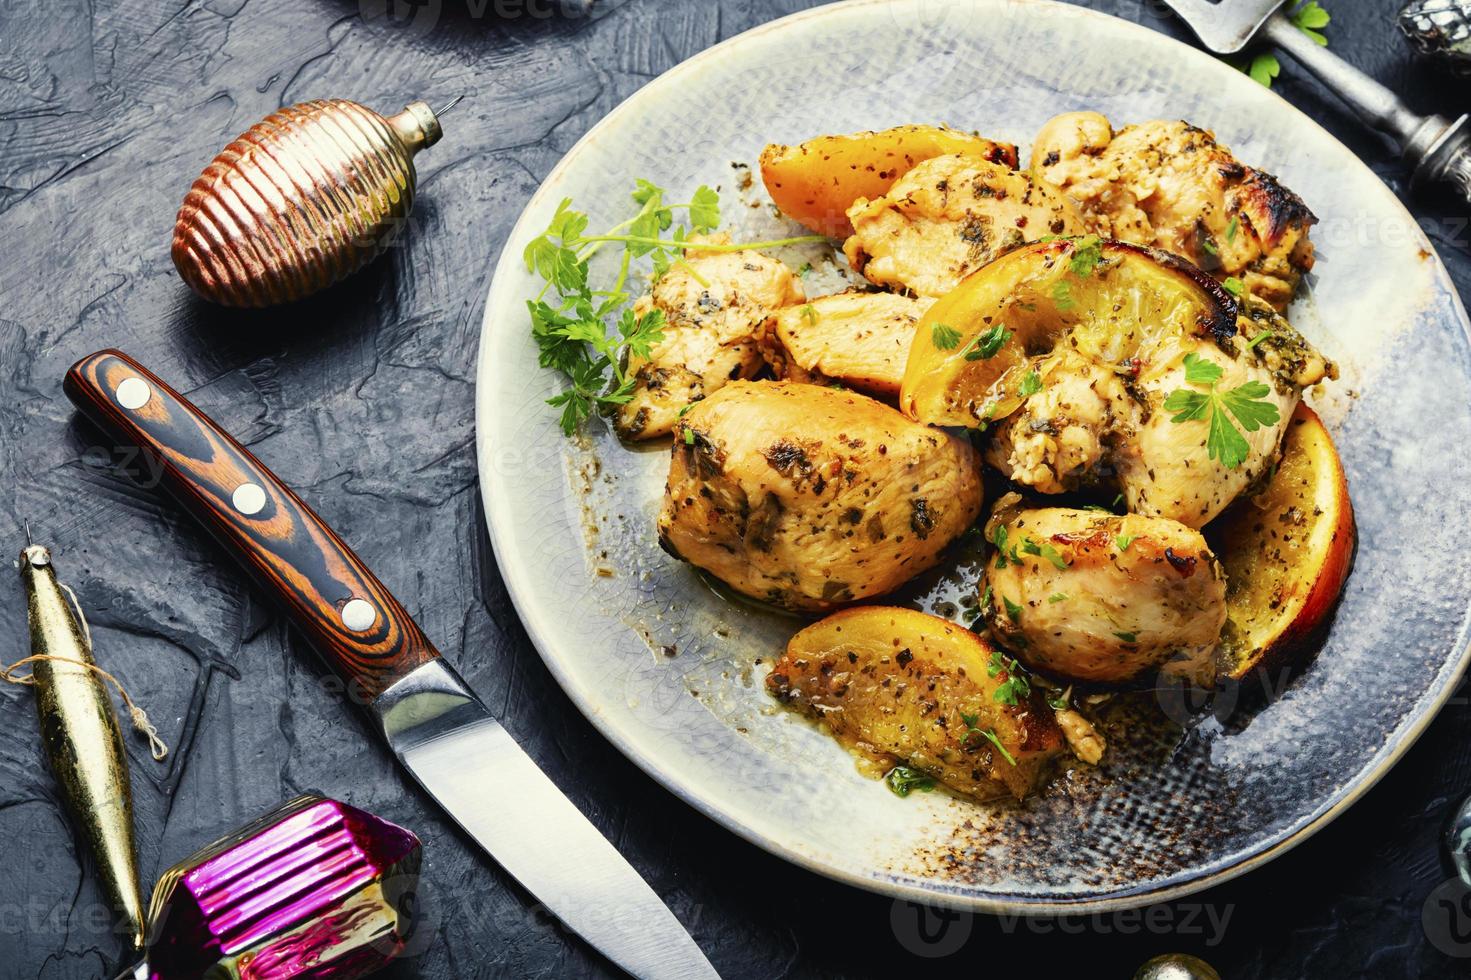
1 1 1468 977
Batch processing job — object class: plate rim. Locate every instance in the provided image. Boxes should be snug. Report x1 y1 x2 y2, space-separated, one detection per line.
474 0 1471 913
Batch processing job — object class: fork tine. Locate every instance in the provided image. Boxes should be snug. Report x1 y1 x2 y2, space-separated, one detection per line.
1161 0 1287 54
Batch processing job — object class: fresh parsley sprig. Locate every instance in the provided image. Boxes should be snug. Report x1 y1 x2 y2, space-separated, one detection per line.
525 180 825 434
1162 352 1281 470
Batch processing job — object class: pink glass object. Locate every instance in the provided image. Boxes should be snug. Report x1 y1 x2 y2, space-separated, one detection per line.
142 795 423 980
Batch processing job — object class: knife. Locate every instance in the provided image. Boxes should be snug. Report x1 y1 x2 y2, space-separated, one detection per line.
65 349 719 980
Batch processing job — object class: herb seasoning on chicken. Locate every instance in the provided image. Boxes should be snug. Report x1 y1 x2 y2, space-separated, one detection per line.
615 233 804 441
658 381 983 612
983 503 1227 686
1031 112 1316 311
843 155 1088 298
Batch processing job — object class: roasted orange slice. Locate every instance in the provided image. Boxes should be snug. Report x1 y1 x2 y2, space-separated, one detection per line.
1216 403 1355 681
759 125 1018 237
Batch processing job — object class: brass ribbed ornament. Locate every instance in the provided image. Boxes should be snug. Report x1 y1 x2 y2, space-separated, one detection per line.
171 99 445 307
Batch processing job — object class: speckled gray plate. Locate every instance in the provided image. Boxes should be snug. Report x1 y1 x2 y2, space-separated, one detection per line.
475 0 1471 912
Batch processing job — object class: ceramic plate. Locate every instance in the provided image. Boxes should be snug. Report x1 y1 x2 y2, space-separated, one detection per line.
476 0 1471 911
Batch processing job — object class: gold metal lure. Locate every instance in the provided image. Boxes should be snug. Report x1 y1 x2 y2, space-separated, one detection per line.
18 542 146 954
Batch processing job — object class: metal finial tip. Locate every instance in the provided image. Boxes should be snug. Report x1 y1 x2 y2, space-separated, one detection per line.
434 94 466 118
23 520 31 545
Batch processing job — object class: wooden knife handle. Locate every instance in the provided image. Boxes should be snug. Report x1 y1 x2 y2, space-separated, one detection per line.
65 349 439 703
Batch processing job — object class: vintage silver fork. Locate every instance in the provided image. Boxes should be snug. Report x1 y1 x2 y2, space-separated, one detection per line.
1162 0 1469 203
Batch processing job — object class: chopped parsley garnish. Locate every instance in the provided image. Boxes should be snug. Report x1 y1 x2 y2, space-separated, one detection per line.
958 712 1016 766
1018 369 1043 398
980 728 1017 766
1048 592 1068 603
1226 216 1239 243
1112 493 1125 509
1003 596 1023 622
1047 685 1072 710
800 303 818 324
683 427 695 445
991 525 1010 568
1051 279 1075 311
526 182 824 434
1020 537 1069 570
931 322 962 350
1115 533 1137 552
1163 352 1281 469
1068 235 1104 277
1113 631 1138 643
988 651 1031 705
797 262 812 277
886 765 936 797
981 583 995 616
964 323 1012 361
1246 328 1274 350
1200 236 1218 257
1221 276 1245 298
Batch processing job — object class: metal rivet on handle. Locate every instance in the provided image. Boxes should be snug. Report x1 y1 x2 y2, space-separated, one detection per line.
116 377 151 410
231 483 266 516
341 598 377 631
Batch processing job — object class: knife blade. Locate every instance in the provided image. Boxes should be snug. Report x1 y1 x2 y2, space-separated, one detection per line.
64 349 719 980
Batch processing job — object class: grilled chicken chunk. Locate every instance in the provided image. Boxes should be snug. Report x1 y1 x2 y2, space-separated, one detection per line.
768 607 1065 799
763 291 933 398
981 348 1134 496
658 382 983 612
983 504 1227 685
615 234 803 440
843 155 1087 297
1031 113 1315 310
987 337 1299 527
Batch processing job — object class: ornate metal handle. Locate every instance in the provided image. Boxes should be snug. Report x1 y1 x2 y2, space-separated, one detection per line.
1414 115 1471 206
1263 12 1470 207
64 349 441 702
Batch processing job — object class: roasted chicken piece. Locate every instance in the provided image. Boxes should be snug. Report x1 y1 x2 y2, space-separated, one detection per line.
768 607 1065 799
901 238 1331 527
614 234 803 440
981 347 1134 496
763 291 933 398
658 381 983 612
1031 113 1315 310
843 154 1088 297
988 335 1300 526
982 503 1227 685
